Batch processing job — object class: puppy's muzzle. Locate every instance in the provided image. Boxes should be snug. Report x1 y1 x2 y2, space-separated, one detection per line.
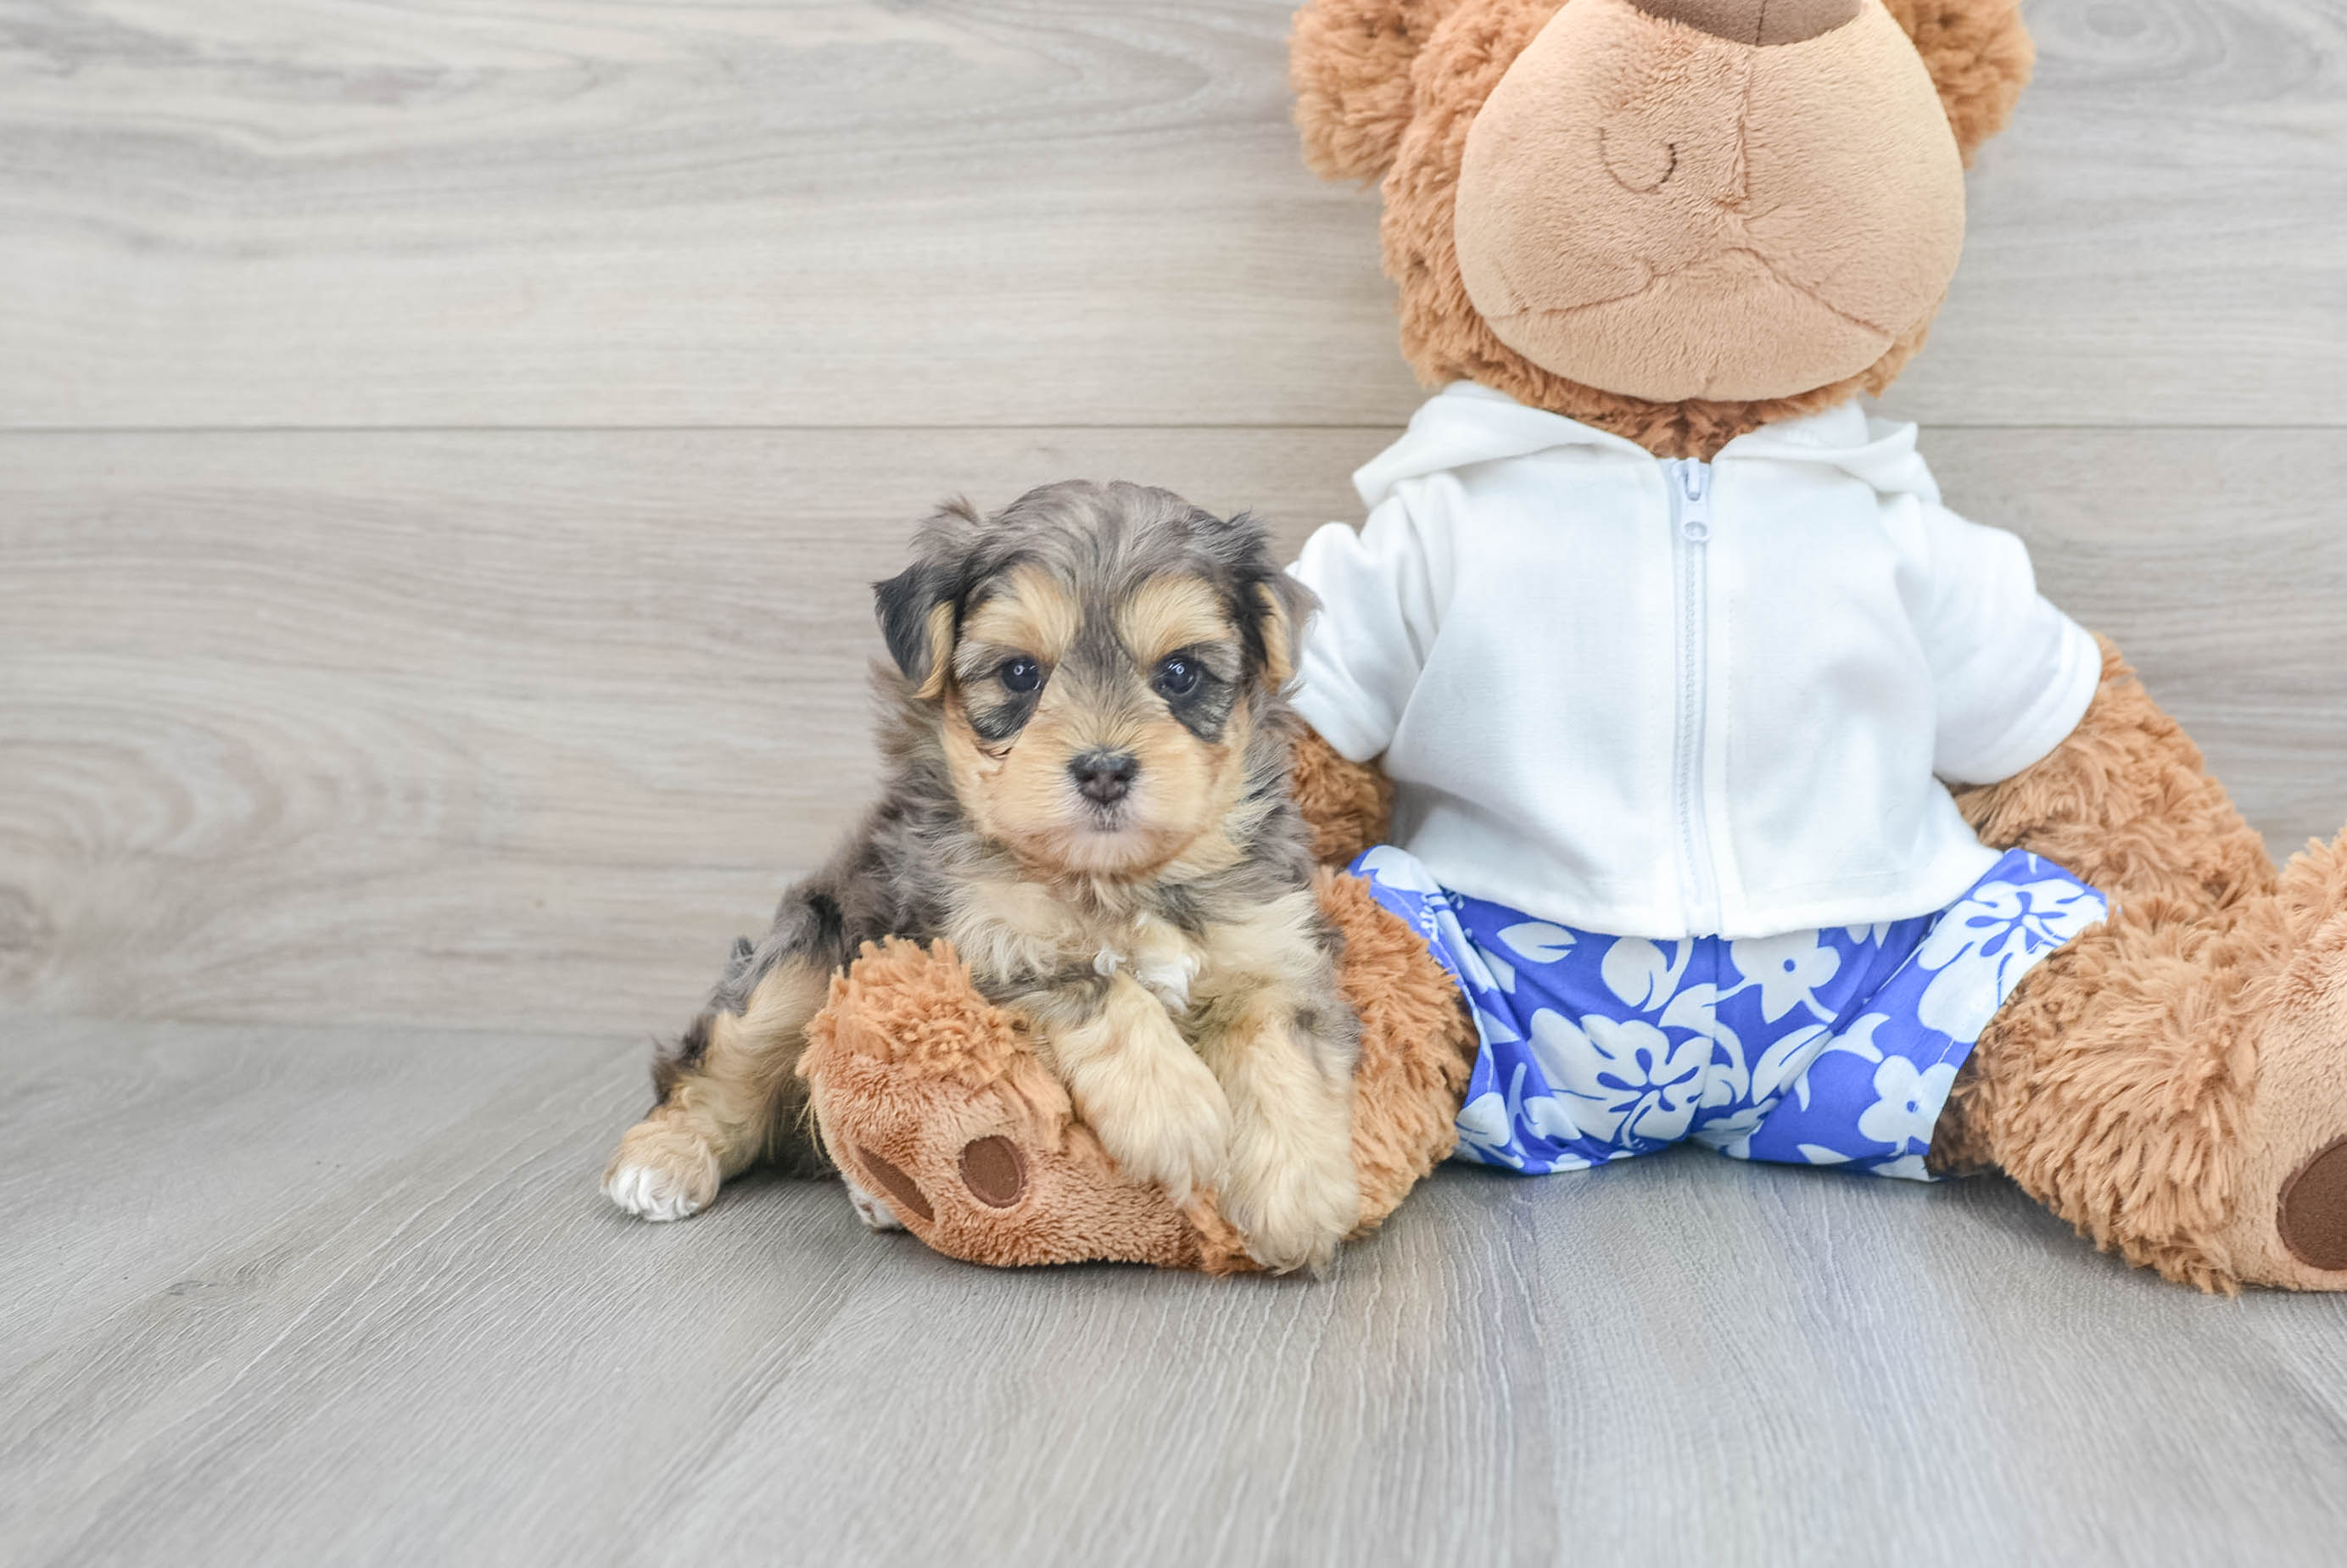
1069 751 1138 806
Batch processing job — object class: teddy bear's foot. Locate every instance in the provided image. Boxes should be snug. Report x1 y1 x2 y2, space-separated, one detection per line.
795 937 1249 1270
793 875 1479 1274
2207 835 2347 1290
1951 831 2347 1292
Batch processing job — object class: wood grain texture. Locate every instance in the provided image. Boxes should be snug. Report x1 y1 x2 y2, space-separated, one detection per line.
3 1016 2346 1568
0 0 2339 432
5 423 2343 1034
0 426 1379 1032
6 2 2344 1562
4 422 2327 1032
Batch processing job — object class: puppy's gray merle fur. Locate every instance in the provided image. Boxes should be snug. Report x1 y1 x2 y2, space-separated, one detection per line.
604 481 1362 1272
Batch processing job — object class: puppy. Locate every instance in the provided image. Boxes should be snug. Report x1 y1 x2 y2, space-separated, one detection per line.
602 480 1362 1272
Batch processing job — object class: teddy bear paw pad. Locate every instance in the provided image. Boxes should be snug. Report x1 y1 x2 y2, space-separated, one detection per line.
2278 1136 2347 1272
958 1136 1028 1208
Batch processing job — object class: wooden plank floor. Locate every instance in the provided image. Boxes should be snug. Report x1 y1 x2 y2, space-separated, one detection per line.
4 1 2347 1563
6 1015 2347 1568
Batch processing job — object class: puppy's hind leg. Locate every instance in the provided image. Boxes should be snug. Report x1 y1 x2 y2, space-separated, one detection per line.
605 947 835 1222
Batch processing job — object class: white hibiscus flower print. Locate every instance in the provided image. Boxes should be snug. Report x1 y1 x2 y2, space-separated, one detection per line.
1657 984 1747 1108
1357 845 1443 893
1690 1101 1769 1158
1913 876 2107 1039
1521 1093 1583 1145
1601 937 1691 1012
1455 1089 1524 1168
1725 931 1841 1023
1456 1063 1585 1170
1855 1057 1960 1151
1526 1009 1594 1101
1747 1022 1832 1107
1432 907 1508 1000
1533 1010 1707 1146
1780 1012 1887 1113
1498 922 1577 965
1471 1002 1523 1046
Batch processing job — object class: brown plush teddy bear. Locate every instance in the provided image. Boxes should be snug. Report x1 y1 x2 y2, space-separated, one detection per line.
797 0 2347 1292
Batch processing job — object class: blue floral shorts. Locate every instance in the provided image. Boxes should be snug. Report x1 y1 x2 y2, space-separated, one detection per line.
1352 846 2109 1180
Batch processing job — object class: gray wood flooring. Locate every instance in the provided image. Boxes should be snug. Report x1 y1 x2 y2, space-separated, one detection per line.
4 2 2346 1564
14 1018 2347 1568
8 1014 2347 1568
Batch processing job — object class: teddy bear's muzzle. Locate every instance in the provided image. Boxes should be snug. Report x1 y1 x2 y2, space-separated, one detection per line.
1451 0 1966 403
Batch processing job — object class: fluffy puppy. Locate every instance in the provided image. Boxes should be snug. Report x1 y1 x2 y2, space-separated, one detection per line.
602 481 1362 1272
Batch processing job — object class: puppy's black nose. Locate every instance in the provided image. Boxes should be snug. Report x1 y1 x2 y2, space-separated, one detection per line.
1070 751 1137 806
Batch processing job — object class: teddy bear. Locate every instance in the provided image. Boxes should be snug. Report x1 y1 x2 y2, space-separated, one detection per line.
794 0 2347 1292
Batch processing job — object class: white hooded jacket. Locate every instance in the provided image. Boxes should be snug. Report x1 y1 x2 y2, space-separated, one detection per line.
1288 382 2101 940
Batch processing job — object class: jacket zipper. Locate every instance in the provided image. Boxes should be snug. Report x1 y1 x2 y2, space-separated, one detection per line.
1668 458 1722 935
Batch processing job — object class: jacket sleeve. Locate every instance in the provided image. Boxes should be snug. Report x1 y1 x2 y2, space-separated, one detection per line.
1914 499 2103 786
1284 490 1445 764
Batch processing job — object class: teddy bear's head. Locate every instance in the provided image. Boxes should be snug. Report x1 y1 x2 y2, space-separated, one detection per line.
1293 0 2033 455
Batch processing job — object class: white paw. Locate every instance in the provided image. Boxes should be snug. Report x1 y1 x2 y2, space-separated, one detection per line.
842 1174 905 1232
1132 951 1200 1014
1124 914 1203 1014
1221 1134 1360 1276
603 1146 718 1222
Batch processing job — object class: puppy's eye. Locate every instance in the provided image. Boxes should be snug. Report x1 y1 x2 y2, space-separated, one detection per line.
999 656 1042 694
1154 656 1201 700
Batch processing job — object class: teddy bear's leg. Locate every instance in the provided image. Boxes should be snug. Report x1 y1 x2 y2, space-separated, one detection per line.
1936 832 2347 1292
1932 639 2347 1289
796 879 1476 1274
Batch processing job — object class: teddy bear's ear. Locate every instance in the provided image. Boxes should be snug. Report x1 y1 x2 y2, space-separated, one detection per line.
1290 0 1467 182
1881 0 2035 165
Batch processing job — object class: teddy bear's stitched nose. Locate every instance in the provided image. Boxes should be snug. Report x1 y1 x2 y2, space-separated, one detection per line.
1627 0 1859 46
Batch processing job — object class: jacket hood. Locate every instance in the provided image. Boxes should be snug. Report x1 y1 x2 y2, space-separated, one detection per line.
1352 382 1942 510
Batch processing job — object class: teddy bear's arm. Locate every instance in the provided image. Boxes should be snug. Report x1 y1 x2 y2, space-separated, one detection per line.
1880 0 2033 165
1951 634 2276 912
1290 724 1396 867
1290 0 1472 181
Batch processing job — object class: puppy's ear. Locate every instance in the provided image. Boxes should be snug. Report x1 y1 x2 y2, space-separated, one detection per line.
1252 571 1317 692
874 499 981 700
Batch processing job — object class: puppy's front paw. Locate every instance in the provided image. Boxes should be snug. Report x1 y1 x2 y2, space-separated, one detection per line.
603 1121 720 1222
1221 1126 1361 1276
1079 1051 1233 1208
842 1174 906 1232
